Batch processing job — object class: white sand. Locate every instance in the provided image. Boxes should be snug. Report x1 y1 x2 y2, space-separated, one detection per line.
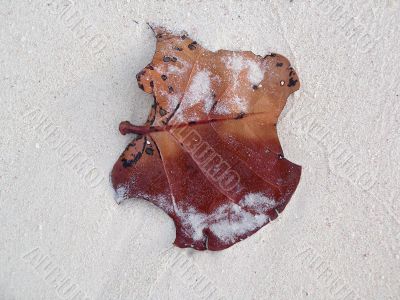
1 1 399 299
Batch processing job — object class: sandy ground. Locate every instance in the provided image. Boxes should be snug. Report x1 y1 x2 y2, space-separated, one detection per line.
1 1 399 299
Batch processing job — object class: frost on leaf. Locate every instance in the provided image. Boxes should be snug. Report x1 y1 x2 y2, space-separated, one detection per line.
111 26 301 251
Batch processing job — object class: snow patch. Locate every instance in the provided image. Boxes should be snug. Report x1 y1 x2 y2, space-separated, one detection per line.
222 54 264 86
167 93 181 111
174 70 215 121
167 64 185 75
184 70 214 111
208 204 268 243
247 60 264 85
214 96 248 115
239 192 276 211
158 89 182 112
176 192 277 244
156 196 174 213
182 209 207 241
115 184 129 204
133 191 175 214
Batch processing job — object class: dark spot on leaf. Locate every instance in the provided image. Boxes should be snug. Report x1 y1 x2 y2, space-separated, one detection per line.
145 148 154 155
122 152 142 167
264 53 277 58
252 85 258 90
125 143 135 151
121 158 131 167
150 81 154 88
172 57 177 62
163 56 171 62
136 70 145 80
159 108 167 116
188 42 197 50
276 62 283 67
288 77 298 87
168 86 174 93
161 75 167 81
235 112 245 119
174 46 183 51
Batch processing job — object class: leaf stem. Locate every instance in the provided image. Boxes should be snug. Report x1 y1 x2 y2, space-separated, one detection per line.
119 121 163 135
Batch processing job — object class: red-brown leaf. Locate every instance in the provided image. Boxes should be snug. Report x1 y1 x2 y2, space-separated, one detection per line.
111 26 301 251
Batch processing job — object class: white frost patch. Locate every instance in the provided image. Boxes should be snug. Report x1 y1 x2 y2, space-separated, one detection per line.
222 54 264 86
176 192 277 244
239 192 276 211
159 89 182 112
155 59 189 78
140 193 174 214
184 70 214 111
182 209 207 241
213 102 230 115
167 93 181 111
208 204 267 243
247 60 264 85
156 196 174 213
167 64 184 75
158 59 190 76
174 70 215 121
115 184 129 204
214 96 248 115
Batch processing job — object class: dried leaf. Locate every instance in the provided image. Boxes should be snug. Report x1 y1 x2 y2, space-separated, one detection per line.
111 26 301 251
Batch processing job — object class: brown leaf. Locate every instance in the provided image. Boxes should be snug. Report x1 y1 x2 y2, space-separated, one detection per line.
111 26 301 251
